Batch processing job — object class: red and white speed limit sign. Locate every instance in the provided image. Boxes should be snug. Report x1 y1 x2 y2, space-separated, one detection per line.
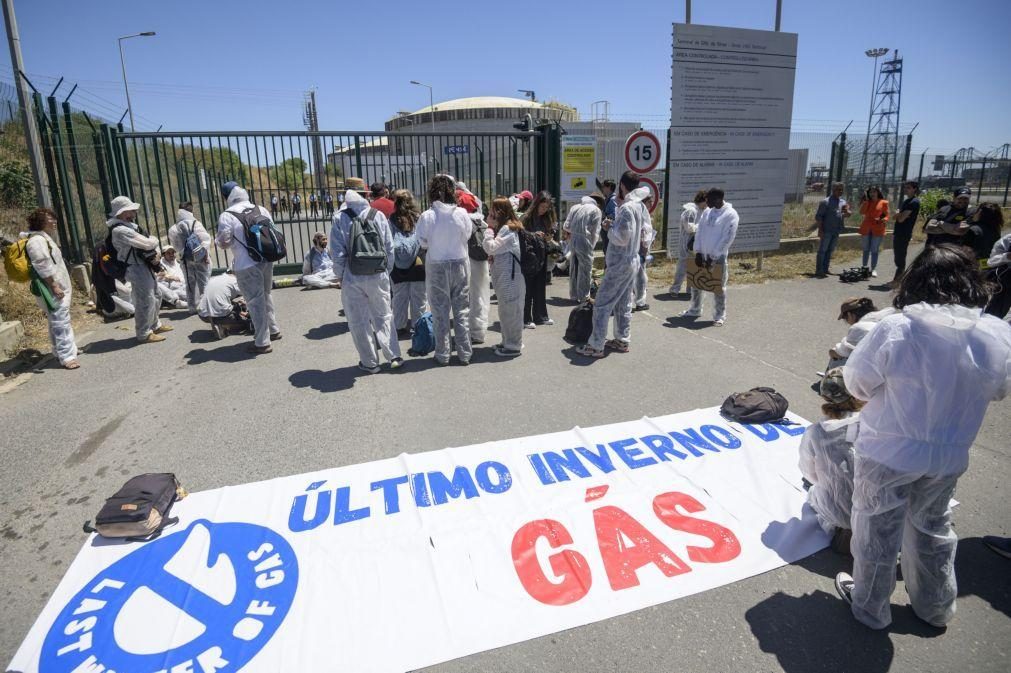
624 130 661 173
638 176 660 213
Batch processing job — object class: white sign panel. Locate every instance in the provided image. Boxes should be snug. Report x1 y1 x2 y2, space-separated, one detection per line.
561 134 597 201
667 23 798 253
11 408 827 673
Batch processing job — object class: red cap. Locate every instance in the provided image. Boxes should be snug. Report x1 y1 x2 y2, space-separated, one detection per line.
518 190 534 201
456 190 480 214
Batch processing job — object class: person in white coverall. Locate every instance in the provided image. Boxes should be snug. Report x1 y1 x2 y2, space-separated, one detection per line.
456 180 490 345
106 195 169 343
330 189 403 373
156 246 188 309
680 188 738 325
577 172 649 357
669 190 707 295
216 181 280 354
167 201 211 311
633 200 656 311
416 175 473 365
563 193 603 302
483 197 527 356
22 208 79 368
834 243 1011 630
301 232 340 289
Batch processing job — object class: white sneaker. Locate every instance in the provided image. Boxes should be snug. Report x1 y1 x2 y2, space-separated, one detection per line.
714 318 725 326
871 270 878 278
835 572 854 606
175 299 188 309
524 322 536 329
679 309 702 318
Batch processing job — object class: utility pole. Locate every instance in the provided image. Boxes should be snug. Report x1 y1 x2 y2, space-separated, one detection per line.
303 88 325 199
3 0 49 206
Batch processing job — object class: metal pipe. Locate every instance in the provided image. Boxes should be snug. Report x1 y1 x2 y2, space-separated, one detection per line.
775 0 782 30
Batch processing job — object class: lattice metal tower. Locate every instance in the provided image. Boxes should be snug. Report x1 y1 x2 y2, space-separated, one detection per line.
861 51 903 186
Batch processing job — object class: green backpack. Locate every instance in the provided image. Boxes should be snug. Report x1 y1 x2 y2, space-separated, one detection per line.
349 208 387 275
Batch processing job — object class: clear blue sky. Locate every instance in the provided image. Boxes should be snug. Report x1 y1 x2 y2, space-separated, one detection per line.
2 0 1008 156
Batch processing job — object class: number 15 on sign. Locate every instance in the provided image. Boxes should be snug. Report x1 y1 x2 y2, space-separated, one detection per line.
624 130 661 173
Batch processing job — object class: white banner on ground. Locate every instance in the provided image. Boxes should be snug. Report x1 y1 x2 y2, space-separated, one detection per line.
11 408 828 673
667 23 799 255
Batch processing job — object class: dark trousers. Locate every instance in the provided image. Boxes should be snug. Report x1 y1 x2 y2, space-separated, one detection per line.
523 263 549 324
893 225 914 278
985 267 1011 319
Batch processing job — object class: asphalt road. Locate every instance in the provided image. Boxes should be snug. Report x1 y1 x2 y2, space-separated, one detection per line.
2 252 1009 672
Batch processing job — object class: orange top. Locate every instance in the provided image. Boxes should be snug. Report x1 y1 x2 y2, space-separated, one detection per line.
859 198 889 236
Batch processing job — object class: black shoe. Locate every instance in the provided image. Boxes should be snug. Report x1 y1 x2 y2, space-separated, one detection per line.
830 528 852 556
633 303 649 312
834 572 854 606
396 328 412 340
269 332 282 341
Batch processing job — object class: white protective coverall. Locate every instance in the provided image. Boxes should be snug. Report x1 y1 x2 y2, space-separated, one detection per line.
844 302 1011 629
798 414 860 534
586 186 650 351
563 196 602 302
24 231 77 365
168 209 211 311
686 202 739 322
669 202 702 294
106 280 135 318
416 200 473 364
634 216 656 308
216 186 279 348
157 256 187 308
832 308 896 360
108 217 162 341
390 222 427 331
197 273 241 320
483 225 526 353
330 190 401 368
301 242 338 289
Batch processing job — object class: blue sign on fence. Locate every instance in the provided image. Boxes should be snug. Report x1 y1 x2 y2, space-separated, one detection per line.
444 144 470 156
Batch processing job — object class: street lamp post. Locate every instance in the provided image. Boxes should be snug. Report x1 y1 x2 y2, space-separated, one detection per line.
118 31 156 132
409 80 435 132
860 47 888 180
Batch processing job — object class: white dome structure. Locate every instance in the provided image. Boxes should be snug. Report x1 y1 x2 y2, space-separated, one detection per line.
386 96 577 132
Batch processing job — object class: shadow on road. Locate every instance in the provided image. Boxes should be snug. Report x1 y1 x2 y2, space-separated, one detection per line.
289 366 358 393
664 316 715 331
83 338 138 355
305 322 349 340
560 346 602 367
184 342 256 365
955 536 1011 619
187 329 218 344
653 291 690 302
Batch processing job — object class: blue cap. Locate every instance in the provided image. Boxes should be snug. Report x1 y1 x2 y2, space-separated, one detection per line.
220 181 238 199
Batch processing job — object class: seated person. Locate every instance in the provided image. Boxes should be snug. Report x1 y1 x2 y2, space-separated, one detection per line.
798 367 864 555
828 297 893 367
156 246 188 308
197 271 250 339
301 232 339 289
97 279 135 321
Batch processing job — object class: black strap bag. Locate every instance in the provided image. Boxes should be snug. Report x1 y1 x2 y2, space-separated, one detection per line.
85 473 186 541
720 387 789 424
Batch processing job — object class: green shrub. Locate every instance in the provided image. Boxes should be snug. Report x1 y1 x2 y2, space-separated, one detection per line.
0 159 35 211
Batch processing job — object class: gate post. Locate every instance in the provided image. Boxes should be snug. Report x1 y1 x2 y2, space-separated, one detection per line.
661 128 672 251
32 92 73 259
61 101 94 252
535 122 562 219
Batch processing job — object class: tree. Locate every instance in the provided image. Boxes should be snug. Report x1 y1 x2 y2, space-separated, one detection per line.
176 144 248 183
0 159 35 211
271 157 309 191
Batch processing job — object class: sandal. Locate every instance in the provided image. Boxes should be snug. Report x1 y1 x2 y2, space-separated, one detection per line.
576 344 605 359
605 339 629 353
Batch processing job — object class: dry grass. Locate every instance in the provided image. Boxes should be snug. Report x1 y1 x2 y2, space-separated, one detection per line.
644 246 864 288
0 271 102 360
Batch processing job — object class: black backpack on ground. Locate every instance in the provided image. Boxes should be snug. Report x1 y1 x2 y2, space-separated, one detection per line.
85 473 186 541
349 208 387 275
564 299 595 345
232 206 287 263
720 387 790 424
515 229 544 278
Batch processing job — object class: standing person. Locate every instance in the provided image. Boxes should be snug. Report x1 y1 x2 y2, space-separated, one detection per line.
457 181 491 345
511 190 533 218
669 190 707 294
891 181 920 284
280 193 288 216
924 188 972 246
835 243 1011 630
106 196 169 344
389 189 427 337
633 198 655 311
369 182 395 218
22 208 79 368
577 172 650 358
964 202 1004 264
216 182 281 355
416 175 473 365
270 193 279 216
522 190 557 327
985 230 1011 318
301 232 340 289
597 179 617 261
858 185 889 277
292 192 302 218
168 201 212 312
679 188 739 326
483 197 526 357
814 182 852 278
325 191 335 217
308 192 318 218
562 193 604 302
330 190 403 373
156 246 188 309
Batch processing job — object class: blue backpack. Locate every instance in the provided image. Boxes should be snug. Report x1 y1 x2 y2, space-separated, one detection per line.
408 312 435 356
181 220 208 263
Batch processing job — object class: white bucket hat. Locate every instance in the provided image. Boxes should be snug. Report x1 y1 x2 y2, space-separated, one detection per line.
109 195 141 218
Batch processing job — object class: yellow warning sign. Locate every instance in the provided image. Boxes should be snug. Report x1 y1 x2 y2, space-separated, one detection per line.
563 146 595 173
571 177 586 190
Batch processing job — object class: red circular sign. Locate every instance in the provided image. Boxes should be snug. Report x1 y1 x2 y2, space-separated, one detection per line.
638 177 660 213
624 130 661 173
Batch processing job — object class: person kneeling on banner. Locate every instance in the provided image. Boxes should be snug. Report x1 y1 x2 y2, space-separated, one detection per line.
577 171 649 358
798 367 863 555
680 188 738 326
331 189 403 374
302 232 340 289
197 270 251 340
834 244 1011 630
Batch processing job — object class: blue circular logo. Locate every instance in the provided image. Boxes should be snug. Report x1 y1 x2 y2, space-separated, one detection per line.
40 520 298 672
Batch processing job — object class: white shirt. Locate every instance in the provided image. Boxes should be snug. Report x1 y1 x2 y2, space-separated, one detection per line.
416 201 471 262
215 187 273 271
197 274 241 319
482 225 520 259
24 231 70 293
693 202 739 259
